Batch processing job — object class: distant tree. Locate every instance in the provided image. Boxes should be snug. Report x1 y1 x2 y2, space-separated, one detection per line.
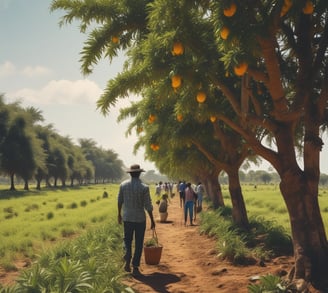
0 117 37 190
260 173 272 184
320 174 328 186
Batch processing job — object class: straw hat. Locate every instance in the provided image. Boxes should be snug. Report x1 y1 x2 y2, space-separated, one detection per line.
126 164 145 173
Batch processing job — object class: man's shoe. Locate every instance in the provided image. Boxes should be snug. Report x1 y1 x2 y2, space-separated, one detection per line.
124 262 131 272
132 267 142 277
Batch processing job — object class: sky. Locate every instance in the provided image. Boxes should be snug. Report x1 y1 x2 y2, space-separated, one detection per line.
0 0 158 172
1 0 328 175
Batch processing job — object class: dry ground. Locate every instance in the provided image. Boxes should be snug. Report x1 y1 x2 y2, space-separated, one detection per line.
123 195 295 293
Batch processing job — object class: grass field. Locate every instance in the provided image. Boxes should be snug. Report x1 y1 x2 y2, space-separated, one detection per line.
221 183 328 235
0 184 119 268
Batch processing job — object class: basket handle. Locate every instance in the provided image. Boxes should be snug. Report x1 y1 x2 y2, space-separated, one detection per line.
152 228 159 246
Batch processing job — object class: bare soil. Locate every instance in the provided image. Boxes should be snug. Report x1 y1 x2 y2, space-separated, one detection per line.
123 195 295 293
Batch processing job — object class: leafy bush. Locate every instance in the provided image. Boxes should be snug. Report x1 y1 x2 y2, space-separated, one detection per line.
248 216 293 256
24 204 39 212
3 207 17 219
46 212 54 220
56 202 64 209
248 274 289 292
199 207 293 265
61 228 75 238
67 202 78 209
1 224 133 292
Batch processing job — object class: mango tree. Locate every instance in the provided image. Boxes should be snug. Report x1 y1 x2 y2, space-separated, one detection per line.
51 0 328 289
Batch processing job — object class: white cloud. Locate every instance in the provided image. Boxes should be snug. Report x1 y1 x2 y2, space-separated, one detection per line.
0 61 16 77
11 79 103 105
0 61 52 78
21 65 52 77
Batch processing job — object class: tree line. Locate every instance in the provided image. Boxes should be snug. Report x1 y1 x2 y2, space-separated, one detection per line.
0 95 125 191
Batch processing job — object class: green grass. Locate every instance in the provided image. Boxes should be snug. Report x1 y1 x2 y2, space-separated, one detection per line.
0 222 133 292
221 184 328 236
0 184 118 266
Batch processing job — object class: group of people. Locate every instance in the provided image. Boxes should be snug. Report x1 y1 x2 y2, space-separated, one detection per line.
178 180 204 226
117 164 205 277
155 181 174 198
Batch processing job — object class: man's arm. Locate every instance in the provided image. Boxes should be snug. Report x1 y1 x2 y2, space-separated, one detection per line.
118 202 123 224
147 210 156 230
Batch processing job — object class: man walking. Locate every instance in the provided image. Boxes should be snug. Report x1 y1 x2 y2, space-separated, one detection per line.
118 164 155 276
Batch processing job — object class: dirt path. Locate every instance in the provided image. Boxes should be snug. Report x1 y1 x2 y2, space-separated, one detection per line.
123 195 294 293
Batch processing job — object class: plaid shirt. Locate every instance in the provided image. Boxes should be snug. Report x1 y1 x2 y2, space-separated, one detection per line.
118 177 153 222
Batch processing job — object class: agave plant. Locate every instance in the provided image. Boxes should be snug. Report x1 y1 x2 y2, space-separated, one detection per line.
247 274 289 293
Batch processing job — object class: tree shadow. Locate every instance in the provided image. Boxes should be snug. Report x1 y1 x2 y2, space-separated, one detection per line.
133 272 181 292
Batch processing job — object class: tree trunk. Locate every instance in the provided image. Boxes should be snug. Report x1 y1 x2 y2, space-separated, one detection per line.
23 180 29 191
46 176 52 187
10 173 15 191
280 169 328 290
226 167 249 230
204 172 224 208
36 179 41 190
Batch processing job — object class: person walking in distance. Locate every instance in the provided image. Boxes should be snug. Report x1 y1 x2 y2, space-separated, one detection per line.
184 182 196 226
195 182 204 211
178 180 186 208
118 164 156 276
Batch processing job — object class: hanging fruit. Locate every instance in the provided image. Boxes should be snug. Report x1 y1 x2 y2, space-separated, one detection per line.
137 126 143 133
111 36 119 43
171 75 182 89
172 42 184 56
223 2 237 17
280 0 292 16
196 91 206 103
210 116 217 123
220 27 230 40
177 114 183 122
148 114 156 123
234 62 248 76
302 1 314 14
151 143 160 151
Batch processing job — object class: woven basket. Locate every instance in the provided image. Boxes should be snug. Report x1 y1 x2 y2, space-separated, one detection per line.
143 229 162 265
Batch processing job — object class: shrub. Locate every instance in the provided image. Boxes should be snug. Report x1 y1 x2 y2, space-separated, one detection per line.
2 223 130 292
61 228 75 238
248 274 289 292
80 200 87 207
46 212 54 220
3 207 14 213
3 207 18 219
67 202 78 209
24 204 39 212
56 203 64 209
102 191 109 198
77 222 87 229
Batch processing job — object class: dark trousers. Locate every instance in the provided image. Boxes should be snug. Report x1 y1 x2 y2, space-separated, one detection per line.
123 221 146 268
